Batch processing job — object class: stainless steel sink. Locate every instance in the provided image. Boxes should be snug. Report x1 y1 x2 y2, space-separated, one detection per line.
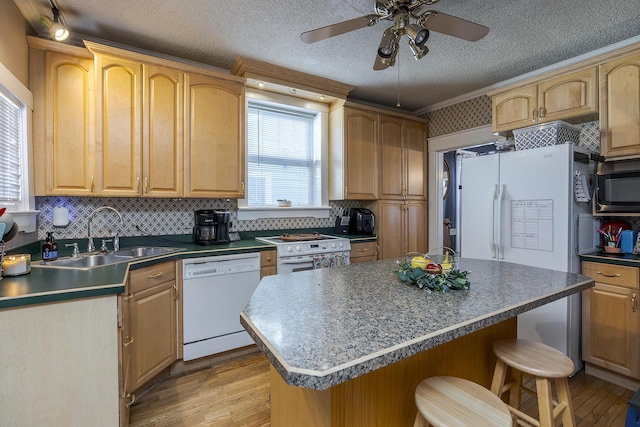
112 246 182 257
32 246 185 270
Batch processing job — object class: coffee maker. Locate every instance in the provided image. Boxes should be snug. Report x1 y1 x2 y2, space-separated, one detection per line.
193 210 231 245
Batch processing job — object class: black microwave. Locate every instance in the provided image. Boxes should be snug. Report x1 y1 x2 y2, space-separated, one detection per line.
595 159 640 214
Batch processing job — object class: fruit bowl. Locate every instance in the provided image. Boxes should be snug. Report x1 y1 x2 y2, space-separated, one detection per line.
405 247 459 274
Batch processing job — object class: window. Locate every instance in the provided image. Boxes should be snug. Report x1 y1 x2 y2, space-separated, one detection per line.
0 88 23 205
238 91 329 220
0 62 35 231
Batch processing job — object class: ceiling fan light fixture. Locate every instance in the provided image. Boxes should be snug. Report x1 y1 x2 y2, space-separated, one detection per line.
406 24 429 46
408 39 429 60
377 27 398 58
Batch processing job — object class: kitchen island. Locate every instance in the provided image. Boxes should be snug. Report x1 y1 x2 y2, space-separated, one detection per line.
240 258 594 426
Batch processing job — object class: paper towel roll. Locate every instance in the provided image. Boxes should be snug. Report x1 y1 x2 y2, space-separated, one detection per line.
53 207 69 227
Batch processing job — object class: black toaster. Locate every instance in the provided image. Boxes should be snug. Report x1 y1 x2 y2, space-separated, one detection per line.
349 208 375 234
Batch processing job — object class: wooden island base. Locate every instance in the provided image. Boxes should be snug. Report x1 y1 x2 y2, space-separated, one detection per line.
270 318 517 427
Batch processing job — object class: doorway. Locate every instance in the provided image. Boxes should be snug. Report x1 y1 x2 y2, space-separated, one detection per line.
427 125 507 252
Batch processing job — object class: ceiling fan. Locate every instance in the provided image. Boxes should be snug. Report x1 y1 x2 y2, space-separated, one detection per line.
300 0 490 70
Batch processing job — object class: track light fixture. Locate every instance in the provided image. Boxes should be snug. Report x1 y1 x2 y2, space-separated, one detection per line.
406 24 429 46
41 5 69 41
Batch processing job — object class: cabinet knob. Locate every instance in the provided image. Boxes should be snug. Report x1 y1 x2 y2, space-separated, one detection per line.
532 108 537 120
123 336 134 347
123 293 133 300
136 177 141 193
144 176 149 193
147 272 164 279
538 107 544 118
90 176 94 193
633 293 637 313
266 256 272 262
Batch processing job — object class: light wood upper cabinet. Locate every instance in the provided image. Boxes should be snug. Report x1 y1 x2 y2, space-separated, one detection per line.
185 73 245 198
492 86 538 132
582 261 640 379
491 67 598 133
379 116 426 200
143 65 184 197
29 41 96 196
329 106 378 200
600 51 640 160
379 116 404 199
94 54 143 196
403 120 427 200
93 55 184 197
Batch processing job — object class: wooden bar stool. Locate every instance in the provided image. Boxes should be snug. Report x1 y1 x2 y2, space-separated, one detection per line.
414 376 512 427
490 338 575 427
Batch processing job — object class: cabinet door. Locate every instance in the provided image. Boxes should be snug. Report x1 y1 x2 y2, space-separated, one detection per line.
377 200 404 260
94 55 143 196
379 115 404 199
344 108 378 199
404 120 427 200
405 201 427 255
538 67 598 123
582 283 639 378
44 52 95 195
492 86 537 133
143 65 184 197
128 280 177 392
600 51 640 159
185 73 245 198
118 295 132 427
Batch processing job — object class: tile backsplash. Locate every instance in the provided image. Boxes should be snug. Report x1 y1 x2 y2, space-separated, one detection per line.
35 197 363 240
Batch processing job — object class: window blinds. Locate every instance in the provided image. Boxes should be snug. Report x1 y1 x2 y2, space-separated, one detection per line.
0 88 22 202
247 104 321 207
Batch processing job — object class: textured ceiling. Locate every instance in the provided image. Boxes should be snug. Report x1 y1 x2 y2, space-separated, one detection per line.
17 0 640 112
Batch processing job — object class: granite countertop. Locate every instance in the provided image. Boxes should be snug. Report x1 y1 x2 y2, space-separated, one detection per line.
580 251 640 267
0 235 274 309
240 258 594 391
0 231 375 309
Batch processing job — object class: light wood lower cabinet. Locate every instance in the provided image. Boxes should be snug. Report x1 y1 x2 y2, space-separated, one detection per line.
261 249 277 278
582 261 640 379
120 261 178 424
350 241 377 263
376 200 427 260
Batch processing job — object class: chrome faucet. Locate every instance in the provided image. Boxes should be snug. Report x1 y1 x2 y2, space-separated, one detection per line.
87 206 124 253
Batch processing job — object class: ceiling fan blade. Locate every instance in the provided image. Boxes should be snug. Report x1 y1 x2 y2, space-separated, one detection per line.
373 54 389 71
421 11 489 42
301 14 379 43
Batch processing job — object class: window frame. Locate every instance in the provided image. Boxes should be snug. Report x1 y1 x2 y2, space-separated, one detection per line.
238 89 329 221
0 62 37 231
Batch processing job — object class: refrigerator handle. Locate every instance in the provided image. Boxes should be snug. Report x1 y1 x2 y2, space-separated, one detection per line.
497 184 505 260
491 184 498 259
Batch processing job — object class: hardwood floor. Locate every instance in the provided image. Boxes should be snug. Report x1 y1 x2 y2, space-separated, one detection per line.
130 347 635 427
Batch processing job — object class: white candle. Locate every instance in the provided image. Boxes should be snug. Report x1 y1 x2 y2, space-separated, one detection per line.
2 254 31 276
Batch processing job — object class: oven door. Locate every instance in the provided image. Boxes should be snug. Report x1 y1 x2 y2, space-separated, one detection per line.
278 255 315 274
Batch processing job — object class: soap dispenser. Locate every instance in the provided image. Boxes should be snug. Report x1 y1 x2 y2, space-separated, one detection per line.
42 234 52 261
49 232 59 261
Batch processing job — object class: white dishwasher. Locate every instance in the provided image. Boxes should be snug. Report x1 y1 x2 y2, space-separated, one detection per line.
182 252 261 361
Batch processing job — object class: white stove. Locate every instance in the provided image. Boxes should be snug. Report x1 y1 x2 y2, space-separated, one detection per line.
256 234 351 274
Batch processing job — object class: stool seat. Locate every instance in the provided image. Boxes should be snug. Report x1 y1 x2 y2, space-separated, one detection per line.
414 376 512 427
493 338 574 378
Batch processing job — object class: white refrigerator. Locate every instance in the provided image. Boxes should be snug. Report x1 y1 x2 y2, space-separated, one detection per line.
460 143 598 373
